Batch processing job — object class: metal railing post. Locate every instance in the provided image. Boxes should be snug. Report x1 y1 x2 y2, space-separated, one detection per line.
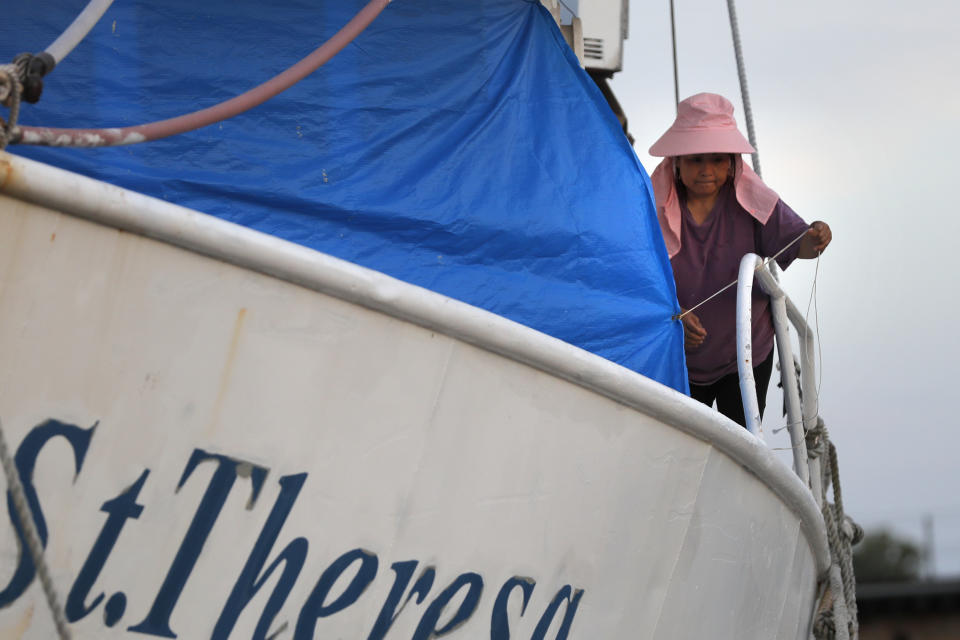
736 254 764 435
737 254 820 492
783 296 823 505
737 253 822 496
755 268 810 486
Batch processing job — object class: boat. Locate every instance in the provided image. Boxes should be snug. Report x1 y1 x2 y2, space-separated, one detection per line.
0 0 857 637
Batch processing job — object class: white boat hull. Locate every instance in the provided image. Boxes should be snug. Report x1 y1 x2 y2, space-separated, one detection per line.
0 153 826 638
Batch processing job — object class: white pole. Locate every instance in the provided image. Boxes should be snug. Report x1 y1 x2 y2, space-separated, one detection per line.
736 254 763 435
767 292 809 485
755 267 821 500
783 295 823 503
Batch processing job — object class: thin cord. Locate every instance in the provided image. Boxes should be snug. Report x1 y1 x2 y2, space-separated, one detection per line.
807 253 825 400
557 0 576 16
674 227 808 321
770 251 823 437
771 405 818 437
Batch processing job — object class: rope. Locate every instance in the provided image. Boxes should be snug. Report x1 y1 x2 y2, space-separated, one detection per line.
9 0 392 147
809 419 862 640
720 10 857 636
669 0 679 111
0 64 23 150
0 417 72 639
557 0 576 17
751 262 856 638
725 0 760 177
806 253 825 401
674 226 809 321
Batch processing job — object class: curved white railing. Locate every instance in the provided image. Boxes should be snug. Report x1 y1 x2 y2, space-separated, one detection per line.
736 253 820 498
735 256 765 436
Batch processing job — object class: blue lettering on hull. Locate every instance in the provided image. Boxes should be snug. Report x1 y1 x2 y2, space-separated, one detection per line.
1 420 585 638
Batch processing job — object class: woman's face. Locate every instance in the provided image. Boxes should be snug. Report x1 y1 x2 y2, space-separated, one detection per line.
676 154 733 199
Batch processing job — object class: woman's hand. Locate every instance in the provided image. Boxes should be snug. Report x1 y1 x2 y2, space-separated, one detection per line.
680 309 707 350
798 221 832 258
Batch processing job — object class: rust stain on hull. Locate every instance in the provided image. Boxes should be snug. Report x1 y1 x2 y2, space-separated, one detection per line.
1 602 34 638
0 192 30 311
0 155 14 191
207 307 248 436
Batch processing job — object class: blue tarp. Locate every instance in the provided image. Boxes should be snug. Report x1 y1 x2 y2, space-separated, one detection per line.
2 0 688 392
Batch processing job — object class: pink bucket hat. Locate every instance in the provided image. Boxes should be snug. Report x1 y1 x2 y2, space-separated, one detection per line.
649 93 756 157
648 94 779 258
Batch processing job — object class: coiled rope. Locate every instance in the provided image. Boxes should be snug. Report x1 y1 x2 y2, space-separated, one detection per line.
808 419 862 640
0 417 72 639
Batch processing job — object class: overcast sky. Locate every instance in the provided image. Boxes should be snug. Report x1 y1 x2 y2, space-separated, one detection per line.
611 0 960 575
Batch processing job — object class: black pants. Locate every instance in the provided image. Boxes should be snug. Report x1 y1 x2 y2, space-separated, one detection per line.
689 350 774 428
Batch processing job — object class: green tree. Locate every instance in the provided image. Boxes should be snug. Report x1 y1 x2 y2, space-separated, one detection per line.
853 529 921 583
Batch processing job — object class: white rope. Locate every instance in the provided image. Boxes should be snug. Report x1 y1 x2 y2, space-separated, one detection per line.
556 0 576 16
807 253 825 401
0 417 72 639
675 227 809 321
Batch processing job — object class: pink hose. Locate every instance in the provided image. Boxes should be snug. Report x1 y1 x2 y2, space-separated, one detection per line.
12 0 391 147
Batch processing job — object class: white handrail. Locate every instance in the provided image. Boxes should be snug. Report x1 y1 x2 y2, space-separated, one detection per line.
755 264 824 501
735 255 764 436
754 267 811 489
736 254 819 492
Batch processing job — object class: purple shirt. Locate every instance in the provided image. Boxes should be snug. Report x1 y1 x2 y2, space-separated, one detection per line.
671 183 808 384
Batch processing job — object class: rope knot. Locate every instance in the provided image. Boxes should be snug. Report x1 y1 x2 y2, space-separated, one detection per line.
10 52 55 104
805 416 827 459
0 64 20 105
0 64 22 151
842 515 864 546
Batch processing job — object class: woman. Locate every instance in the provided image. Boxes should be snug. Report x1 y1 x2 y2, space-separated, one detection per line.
649 93 831 427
